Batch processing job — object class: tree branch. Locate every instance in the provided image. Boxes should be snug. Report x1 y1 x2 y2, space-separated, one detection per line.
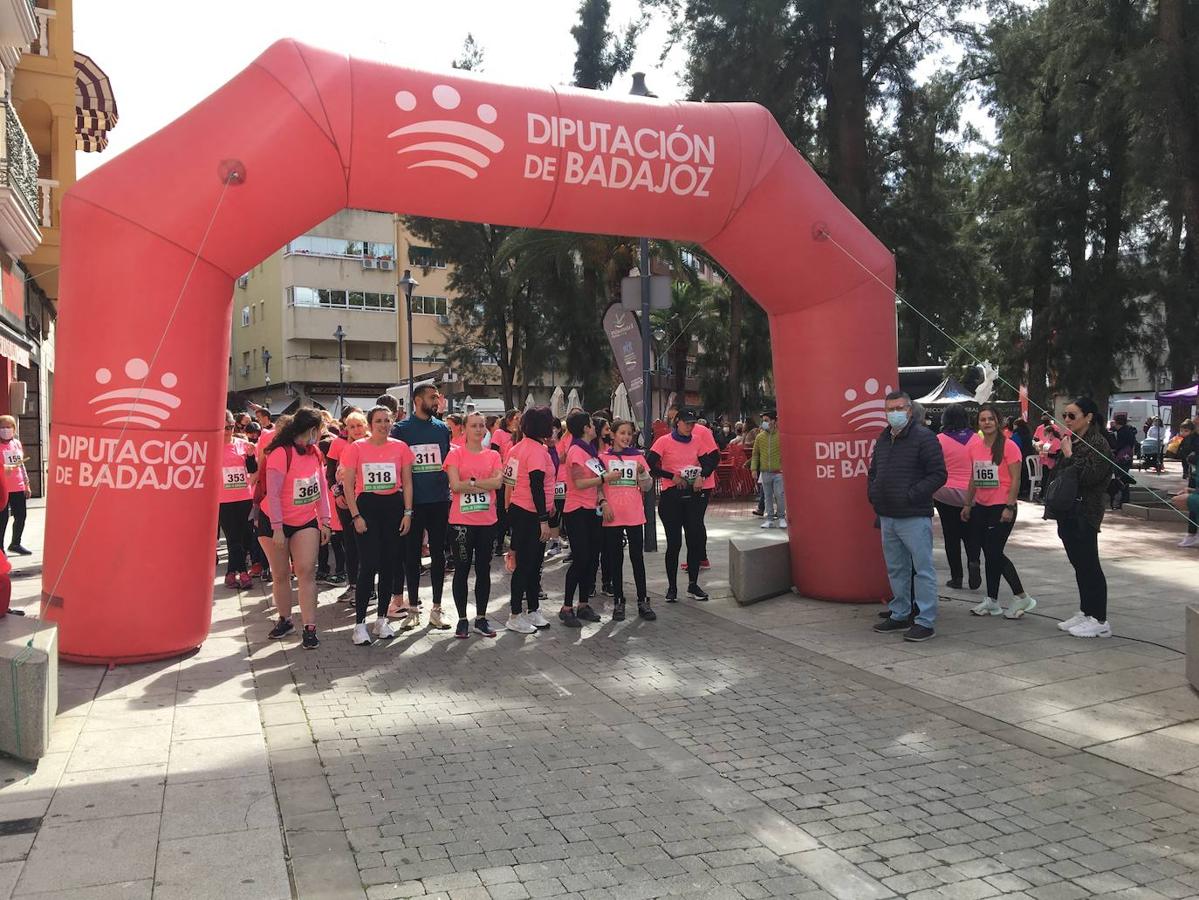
864 18 923 86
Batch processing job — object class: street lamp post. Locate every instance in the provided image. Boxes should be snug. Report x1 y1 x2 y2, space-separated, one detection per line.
333 324 346 415
262 347 271 389
399 269 419 410
629 72 658 552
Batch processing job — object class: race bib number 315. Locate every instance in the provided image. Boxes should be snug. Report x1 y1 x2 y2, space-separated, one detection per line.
460 491 491 513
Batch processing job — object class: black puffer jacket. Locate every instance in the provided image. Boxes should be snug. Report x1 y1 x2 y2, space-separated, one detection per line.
867 422 947 518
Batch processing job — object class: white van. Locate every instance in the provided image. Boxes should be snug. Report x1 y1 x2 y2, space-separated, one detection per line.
1109 398 1169 437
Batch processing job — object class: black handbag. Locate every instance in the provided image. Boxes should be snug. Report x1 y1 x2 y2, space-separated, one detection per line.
1043 464 1080 520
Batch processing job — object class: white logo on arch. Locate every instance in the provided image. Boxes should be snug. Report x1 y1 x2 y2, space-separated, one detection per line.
89 358 181 429
842 378 893 432
388 84 503 179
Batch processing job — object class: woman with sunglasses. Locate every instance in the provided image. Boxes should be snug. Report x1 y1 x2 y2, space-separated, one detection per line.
1055 398 1114 638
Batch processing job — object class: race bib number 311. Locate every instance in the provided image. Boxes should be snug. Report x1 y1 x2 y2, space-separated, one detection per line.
411 443 443 474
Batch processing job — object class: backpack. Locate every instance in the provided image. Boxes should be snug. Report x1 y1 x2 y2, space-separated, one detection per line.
253 444 324 512
1042 464 1080 520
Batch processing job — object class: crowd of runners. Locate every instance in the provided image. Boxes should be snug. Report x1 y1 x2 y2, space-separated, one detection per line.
217 387 720 649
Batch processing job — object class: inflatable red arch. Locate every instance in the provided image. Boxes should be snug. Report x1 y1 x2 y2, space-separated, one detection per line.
43 40 897 663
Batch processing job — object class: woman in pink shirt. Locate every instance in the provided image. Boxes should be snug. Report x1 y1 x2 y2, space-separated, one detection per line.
601 419 657 620
0 414 31 555
258 408 332 649
341 406 414 646
502 406 557 634
933 404 982 591
445 412 504 638
219 409 257 590
560 412 613 627
963 404 1036 619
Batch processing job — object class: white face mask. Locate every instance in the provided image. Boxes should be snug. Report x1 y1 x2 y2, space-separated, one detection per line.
0 428 13 441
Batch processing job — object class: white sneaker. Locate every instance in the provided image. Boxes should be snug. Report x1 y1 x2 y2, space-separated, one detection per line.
1179 534 1199 548
373 617 397 639
352 623 372 646
1068 616 1112 638
970 597 1003 616
778 517 788 529
1004 595 1037 620
1058 611 1088 632
527 609 551 629
761 519 776 529
429 607 451 630
505 612 536 634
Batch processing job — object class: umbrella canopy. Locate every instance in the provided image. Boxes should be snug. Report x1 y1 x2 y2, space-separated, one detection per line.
566 388 582 411
915 377 977 407
524 392 536 411
612 383 633 422
550 386 565 418
1158 383 1198 403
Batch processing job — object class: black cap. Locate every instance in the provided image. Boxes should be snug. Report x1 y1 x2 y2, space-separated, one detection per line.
676 408 700 424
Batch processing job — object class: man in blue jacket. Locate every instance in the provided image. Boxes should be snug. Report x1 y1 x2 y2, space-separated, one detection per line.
393 384 453 630
868 391 947 642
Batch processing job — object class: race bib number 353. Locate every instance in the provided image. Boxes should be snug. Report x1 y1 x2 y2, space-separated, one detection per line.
502 458 519 487
222 466 248 490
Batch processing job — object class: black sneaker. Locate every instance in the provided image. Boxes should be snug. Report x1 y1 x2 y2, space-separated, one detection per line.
877 609 893 619
267 617 294 640
968 564 982 590
7 545 31 556
686 584 709 601
261 568 273 584
637 599 657 621
601 583 615 597
665 587 678 603
612 600 626 621
316 570 331 584
751 509 764 516
873 618 909 634
455 619 470 639
904 624 936 642
301 626 320 649
327 573 347 586
576 604 601 623
474 617 497 637
946 578 963 589
558 608 583 628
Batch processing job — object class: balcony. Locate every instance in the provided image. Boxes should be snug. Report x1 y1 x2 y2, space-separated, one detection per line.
0 99 40 256
285 304 398 344
0 0 35 56
284 356 399 386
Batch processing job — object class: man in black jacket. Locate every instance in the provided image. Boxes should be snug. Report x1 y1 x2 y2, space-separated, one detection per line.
868 391 947 642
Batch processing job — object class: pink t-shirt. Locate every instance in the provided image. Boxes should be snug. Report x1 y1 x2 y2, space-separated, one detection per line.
220 438 254 503
0 438 25 494
937 434 973 492
326 435 347 463
692 424 720 490
1034 424 1060 470
340 438 414 498
651 430 716 493
445 445 502 526
564 442 605 512
505 438 555 513
266 446 327 526
600 450 648 527
492 428 513 462
969 435 1023 507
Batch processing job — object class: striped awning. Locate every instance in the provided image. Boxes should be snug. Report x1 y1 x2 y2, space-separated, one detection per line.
75 51 118 153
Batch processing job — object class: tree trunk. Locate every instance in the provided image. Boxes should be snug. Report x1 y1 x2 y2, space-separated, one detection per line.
825 0 868 218
1160 0 1199 275
727 284 743 419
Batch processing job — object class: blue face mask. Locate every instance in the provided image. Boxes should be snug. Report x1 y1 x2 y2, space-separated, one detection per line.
761 420 771 432
886 410 909 430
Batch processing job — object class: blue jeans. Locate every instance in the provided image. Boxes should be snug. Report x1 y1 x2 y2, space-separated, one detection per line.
760 472 786 519
880 516 937 628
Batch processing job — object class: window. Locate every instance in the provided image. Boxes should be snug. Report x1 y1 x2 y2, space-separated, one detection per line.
317 288 348 308
411 295 448 316
408 246 446 269
241 306 251 326
242 351 250 369
253 348 258 369
288 286 320 308
251 305 257 324
259 301 265 320
285 235 397 259
287 286 395 312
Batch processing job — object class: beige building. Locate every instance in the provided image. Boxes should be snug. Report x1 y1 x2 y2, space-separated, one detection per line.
230 209 468 415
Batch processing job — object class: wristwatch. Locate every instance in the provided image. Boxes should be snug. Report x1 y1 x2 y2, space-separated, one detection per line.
469 476 476 487
1005 504 1017 511
403 509 414 517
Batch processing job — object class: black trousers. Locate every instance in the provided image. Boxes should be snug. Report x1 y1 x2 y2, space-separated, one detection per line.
563 507 602 606
450 523 494 619
218 499 254 575
508 505 545 613
935 500 979 583
494 493 509 554
1057 514 1107 621
970 503 1024 599
336 505 360 585
317 530 346 576
659 488 707 589
355 492 403 624
0 490 27 548
604 524 646 601
406 501 449 606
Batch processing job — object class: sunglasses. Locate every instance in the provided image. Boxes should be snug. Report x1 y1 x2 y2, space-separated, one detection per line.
1062 412 1080 420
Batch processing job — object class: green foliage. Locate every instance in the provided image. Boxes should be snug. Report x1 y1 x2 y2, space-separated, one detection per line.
571 0 642 90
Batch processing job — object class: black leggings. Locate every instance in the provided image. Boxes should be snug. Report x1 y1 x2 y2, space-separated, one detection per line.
354 492 404 624
563 507 601 606
406 501 450 606
508 505 545 614
935 500 979 583
1058 515 1107 621
218 499 254 575
318 530 345 575
1 490 27 548
659 488 707 589
336 505 359 585
604 524 646 601
970 504 1024 599
450 523 494 619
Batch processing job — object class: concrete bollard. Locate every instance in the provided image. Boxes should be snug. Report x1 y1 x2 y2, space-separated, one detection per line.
0 615 58 761
1187 607 1199 693
729 536 793 606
